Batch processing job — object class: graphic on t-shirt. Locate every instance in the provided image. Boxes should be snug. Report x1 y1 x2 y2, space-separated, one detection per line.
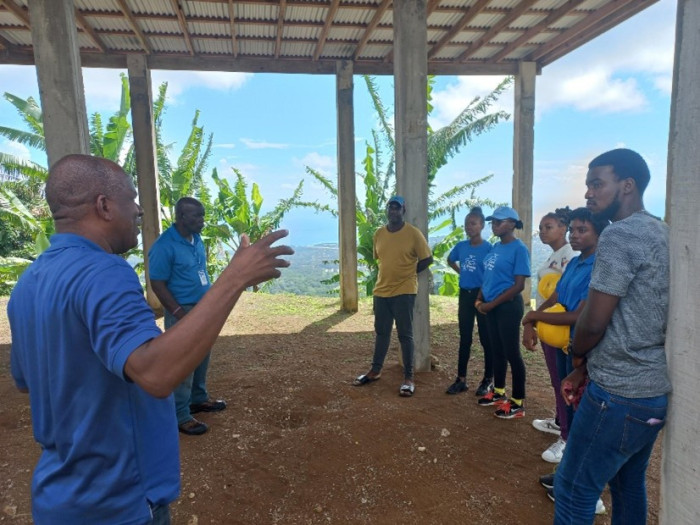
484 252 499 271
461 255 477 273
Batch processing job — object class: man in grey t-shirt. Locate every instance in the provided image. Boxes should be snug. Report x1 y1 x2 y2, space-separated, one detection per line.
553 149 670 525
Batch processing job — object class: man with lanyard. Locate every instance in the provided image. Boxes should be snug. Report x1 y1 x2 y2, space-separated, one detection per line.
352 195 433 397
554 149 671 524
149 197 226 435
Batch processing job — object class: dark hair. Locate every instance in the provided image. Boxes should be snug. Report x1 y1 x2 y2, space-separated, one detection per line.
569 207 609 236
541 206 572 227
588 148 650 194
466 205 485 225
175 197 204 218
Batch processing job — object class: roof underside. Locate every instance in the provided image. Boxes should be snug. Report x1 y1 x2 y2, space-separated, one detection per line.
0 0 658 75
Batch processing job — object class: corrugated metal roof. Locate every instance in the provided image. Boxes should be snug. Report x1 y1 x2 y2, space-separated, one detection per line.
0 0 660 74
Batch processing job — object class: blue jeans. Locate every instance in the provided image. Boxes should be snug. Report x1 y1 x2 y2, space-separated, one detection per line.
554 380 667 525
371 294 416 380
164 304 211 425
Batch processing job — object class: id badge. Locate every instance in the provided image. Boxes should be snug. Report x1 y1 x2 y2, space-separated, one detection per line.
198 270 208 286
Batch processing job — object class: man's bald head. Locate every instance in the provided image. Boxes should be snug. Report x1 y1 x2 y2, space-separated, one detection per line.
46 154 129 222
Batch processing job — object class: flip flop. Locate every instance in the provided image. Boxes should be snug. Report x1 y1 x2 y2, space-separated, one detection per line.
353 373 380 386
399 383 415 397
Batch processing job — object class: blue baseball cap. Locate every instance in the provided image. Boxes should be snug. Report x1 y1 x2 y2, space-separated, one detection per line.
387 195 405 207
485 206 520 222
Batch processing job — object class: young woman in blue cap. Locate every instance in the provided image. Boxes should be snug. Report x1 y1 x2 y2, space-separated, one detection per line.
476 206 531 419
445 206 495 396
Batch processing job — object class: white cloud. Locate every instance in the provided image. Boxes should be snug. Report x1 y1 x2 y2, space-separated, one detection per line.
214 143 236 149
430 76 512 129
240 138 288 150
295 152 335 172
151 71 252 104
0 139 31 160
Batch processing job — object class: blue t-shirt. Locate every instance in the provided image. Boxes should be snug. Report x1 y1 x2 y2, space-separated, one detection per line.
448 239 492 290
148 225 211 304
555 254 595 336
8 234 180 524
481 239 531 302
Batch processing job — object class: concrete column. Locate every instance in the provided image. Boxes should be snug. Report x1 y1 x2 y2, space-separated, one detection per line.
394 0 431 372
335 60 359 313
127 54 162 311
28 0 89 167
512 61 536 306
662 1 700 523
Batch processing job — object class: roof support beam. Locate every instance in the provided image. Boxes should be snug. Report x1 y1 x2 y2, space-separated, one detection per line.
227 0 238 57
75 8 106 52
427 0 489 59
394 0 431 373
313 0 340 61
168 0 194 55
1 0 29 26
491 0 586 63
27 0 89 167
353 0 391 60
457 0 539 62
115 0 152 54
274 0 286 58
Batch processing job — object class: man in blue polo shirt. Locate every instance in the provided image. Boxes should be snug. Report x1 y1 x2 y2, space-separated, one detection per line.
149 198 226 436
8 154 293 524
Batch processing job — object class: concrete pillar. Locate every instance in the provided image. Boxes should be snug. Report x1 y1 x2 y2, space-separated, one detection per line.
512 61 536 306
662 1 700 522
335 60 359 313
127 54 163 311
28 0 89 167
394 0 431 372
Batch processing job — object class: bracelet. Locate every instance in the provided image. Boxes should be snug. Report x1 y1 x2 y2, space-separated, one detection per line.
172 306 183 315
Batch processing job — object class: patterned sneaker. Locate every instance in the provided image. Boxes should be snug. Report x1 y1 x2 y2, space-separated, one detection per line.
542 437 566 463
477 390 507 406
494 400 525 419
475 377 494 397
539 472 555 490
532 417 561 435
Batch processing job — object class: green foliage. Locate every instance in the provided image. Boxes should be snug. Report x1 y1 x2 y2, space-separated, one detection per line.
299 75 511 296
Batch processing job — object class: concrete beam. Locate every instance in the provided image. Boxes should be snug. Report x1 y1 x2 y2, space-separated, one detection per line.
28 0 89 167
127 54 163 311
335 60 358 313
662 0 700 522
512 61 536 306
394 0 431 373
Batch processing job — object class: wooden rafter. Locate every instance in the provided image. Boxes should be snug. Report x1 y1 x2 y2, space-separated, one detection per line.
168 0 194 56
457 0 539 62
527 0 651 62
427 0 490 59
115 0 152 54
75 9 106 52
353 0 391 61
313 0 340 61
228 0 238 57
0 0 29 26
491 0 586 63
539 0 658 66
274 0 287 59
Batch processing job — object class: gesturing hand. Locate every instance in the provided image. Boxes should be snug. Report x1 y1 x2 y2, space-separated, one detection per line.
227 230 294 289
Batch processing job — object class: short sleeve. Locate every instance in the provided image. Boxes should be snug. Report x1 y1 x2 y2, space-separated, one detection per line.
514 242 531 277
590 226 641 298
448 243 460 263
80 260 162 379
148 239 172 281
414 228 432 261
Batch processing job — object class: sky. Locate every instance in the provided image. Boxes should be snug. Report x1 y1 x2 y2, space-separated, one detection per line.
0 0 677 247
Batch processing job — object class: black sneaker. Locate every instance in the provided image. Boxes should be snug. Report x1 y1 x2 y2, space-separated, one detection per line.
539 472 555 490
475 377 494 397
477 390 507 406
547 487 555 503
446 379 468 395
494 399 525 419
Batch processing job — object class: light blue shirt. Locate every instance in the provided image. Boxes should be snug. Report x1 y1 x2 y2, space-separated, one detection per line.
481 239 530 302
448 239 492 289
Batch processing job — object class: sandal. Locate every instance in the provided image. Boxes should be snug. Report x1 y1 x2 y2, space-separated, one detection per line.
353 373 380 386
399 383 415 397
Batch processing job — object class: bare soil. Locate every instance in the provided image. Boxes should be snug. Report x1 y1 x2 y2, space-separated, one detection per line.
0 294 660 524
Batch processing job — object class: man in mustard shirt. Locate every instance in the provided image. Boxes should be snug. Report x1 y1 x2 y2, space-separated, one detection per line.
353 196 433 397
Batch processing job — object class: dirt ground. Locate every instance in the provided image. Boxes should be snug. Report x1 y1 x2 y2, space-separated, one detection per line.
0 293 661 524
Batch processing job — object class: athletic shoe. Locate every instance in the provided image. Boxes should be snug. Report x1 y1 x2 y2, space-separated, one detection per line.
477 390 507 406
494 400 525 419
532 417 561 435
546 487 606 515
475 377 494 397
539 472 555 489
542 437 566 463
446 379 468 395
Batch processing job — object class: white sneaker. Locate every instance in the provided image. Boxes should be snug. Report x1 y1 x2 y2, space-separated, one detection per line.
595 498 606 514
532 417 561 435
542 437 566 463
